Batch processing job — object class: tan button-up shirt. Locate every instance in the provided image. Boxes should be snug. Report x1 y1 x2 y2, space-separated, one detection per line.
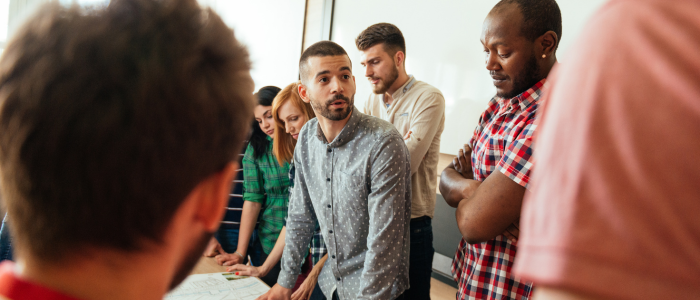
363 76 445 219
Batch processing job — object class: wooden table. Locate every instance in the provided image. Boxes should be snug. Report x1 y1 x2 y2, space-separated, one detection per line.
191 256 228 275
190 256 270 290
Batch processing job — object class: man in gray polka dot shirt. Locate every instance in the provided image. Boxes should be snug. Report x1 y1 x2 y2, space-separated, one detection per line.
263 41 411 300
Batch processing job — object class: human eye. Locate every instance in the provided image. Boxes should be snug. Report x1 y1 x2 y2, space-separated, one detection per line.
291 117 298 121
318 77 328 83
343 74 351 80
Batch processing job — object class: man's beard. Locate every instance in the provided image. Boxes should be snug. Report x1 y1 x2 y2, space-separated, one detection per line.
310 93 354 121
498 54 541 99
370 64 399 95
168 230 214 290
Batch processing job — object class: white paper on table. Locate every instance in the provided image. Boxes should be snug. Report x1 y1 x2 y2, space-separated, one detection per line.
164 272 270 300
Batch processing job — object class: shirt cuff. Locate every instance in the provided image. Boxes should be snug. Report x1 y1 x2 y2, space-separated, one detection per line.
243 192 265 203
277 270 299 289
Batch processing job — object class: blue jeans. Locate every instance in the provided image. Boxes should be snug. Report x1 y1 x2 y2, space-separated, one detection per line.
0 214 13 262
404 216 434 300
249 236 280 287
215 227 262 265
215 227 241 254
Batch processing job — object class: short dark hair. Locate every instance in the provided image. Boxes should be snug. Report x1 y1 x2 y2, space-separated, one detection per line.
0 0 254 260
299 41 349 85
495 0 562 48
355 23 406 57
249 86 281 159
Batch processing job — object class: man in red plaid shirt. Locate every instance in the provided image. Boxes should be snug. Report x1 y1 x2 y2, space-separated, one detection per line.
439 0 561 299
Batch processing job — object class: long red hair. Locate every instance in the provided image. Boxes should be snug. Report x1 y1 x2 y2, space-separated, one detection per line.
272 81 315 166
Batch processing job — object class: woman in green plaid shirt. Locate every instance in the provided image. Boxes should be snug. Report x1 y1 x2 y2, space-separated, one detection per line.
215 86 290 287
228 82 328 300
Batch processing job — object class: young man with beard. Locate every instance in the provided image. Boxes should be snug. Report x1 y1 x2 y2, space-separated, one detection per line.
0 0 254 299
263 41 411 300
439 0 561 299
356 23 445 300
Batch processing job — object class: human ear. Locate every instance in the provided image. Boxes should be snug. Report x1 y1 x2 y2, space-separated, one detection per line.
395 51 405 67
298 83 311 104
539 31 558 57
193 162 238 232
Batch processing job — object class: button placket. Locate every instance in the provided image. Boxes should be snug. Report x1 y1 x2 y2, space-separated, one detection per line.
326 145 340 280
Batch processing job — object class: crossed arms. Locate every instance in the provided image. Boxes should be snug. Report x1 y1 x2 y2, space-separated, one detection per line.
439 144 524 244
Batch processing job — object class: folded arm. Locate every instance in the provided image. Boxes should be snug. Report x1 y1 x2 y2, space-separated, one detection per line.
455 170 525 244
439 144 478 207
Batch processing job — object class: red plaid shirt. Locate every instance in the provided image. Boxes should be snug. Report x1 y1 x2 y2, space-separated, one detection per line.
452 79 546 300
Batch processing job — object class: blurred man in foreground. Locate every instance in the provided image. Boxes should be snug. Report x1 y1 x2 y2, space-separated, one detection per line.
514 0 700 299
0 0 254 299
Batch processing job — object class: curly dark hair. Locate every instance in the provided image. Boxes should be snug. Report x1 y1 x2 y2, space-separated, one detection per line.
494 0 562 48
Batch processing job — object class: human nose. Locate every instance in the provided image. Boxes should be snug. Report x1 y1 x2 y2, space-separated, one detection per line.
285 123 293 133
330 76 344 94
485 51 500 71
261 119 270 129
365 65 372 78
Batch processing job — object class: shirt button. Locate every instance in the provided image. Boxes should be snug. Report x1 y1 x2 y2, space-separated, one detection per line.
328 230 333 234
336 277 341 281
327 204 331 208
326 178 330 182
332 255 336 259
327 148 332 152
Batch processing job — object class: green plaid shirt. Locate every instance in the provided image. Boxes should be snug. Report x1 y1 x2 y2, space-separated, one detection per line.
242 137 290 254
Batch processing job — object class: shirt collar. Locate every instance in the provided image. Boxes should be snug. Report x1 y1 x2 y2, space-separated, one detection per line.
315 106 362 148
390 75 416 100
498 78 548 111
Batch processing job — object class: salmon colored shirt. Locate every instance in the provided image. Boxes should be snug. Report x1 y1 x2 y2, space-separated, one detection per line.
514 0 700 299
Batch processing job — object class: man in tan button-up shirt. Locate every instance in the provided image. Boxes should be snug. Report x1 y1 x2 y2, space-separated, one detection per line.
356 23 445 300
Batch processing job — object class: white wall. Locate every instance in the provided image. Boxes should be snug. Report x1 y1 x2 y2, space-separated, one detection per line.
0 0 306 92
201 0 306 92
332 0 608 155
0 0 9 44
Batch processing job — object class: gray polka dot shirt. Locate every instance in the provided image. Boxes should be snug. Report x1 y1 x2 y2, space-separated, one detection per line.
278 107 411 300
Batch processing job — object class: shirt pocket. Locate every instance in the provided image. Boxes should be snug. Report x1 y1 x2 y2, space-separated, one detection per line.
393 111 411 135
334 170 369 216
